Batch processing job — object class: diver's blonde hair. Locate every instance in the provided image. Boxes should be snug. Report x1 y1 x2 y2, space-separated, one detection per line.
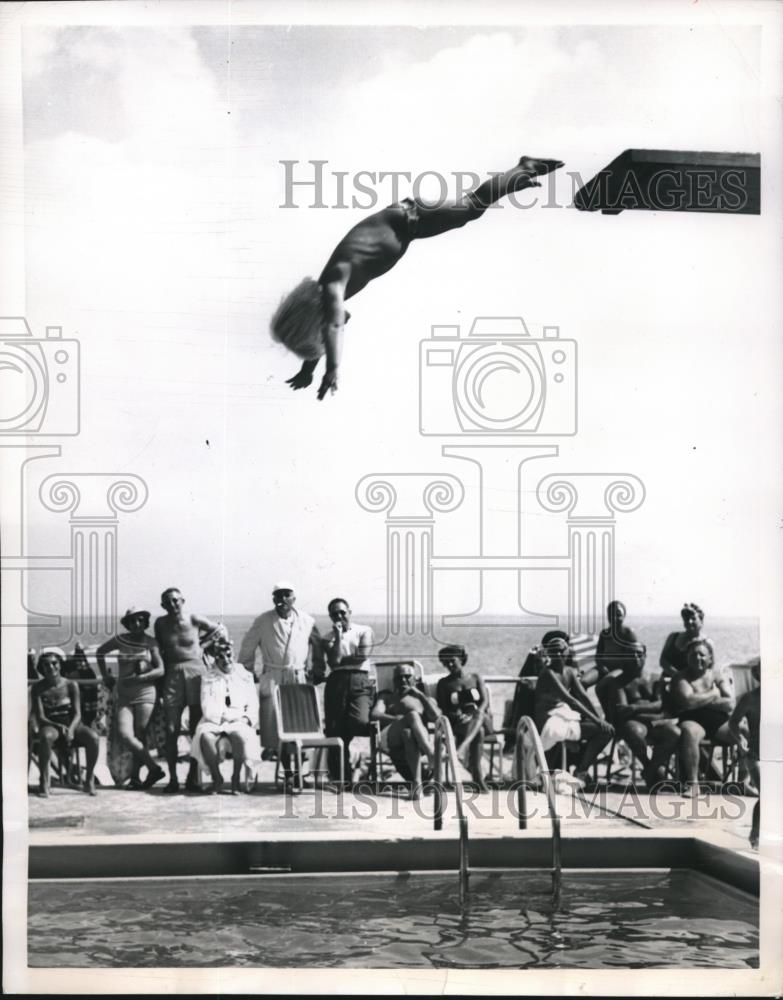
269 277 325 360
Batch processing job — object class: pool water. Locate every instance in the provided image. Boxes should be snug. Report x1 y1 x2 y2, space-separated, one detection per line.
28 869 758 969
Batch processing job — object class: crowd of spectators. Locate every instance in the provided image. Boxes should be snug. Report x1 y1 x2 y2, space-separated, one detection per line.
28 591 760 821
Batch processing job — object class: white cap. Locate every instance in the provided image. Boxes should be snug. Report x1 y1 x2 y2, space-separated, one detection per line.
40 646 67 660
272 581 296 595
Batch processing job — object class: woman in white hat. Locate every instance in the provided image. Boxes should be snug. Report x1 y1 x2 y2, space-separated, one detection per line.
96 608 166 789
191 634 261 793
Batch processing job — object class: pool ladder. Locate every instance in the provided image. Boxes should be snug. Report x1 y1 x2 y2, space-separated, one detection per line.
514 716 562 879
431 716 470 899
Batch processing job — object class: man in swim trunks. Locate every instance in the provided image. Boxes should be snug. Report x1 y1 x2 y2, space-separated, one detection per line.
534 635 614 786
596 642 680 789
672 637 735 794
154 587 223 793
371 663 441 795
31 648 100 797
270 155 564 400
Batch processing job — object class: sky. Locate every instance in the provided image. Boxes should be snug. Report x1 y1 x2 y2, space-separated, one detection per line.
7 16 780 626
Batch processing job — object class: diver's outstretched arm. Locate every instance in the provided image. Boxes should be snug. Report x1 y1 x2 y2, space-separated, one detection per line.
317 277 346 400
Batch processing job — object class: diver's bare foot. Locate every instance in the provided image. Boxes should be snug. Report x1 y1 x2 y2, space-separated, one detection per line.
517 156 565 177
83 778 97 797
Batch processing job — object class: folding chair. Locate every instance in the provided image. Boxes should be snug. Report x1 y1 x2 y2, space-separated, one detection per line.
479 679 513 782
273 683 344 791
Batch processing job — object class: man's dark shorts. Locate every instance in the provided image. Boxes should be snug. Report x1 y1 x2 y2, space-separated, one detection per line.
324 669 374 737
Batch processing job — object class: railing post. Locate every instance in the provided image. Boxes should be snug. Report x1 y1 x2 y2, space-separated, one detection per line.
516 740 528 830
459 816 469 895
515 716 562 878
433 725 444 831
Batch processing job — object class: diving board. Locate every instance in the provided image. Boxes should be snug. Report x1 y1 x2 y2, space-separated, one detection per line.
574 149 760 215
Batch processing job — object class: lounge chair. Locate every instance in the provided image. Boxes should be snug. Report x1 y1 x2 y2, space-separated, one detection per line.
273 683 344 791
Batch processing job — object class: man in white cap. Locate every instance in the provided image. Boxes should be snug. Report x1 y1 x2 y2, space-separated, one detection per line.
238 583 325 762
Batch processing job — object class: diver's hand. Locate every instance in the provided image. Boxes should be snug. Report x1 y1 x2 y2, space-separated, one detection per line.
286 367 314 391
317 368 338 401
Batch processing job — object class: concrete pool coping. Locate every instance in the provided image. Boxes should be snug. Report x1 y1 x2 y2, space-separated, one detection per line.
27 778 765 897
29 829 760 896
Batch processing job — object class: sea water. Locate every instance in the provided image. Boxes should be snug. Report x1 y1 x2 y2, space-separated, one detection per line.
28 614 759 676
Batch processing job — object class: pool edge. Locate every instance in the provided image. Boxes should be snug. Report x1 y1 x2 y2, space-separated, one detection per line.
28 834 759 896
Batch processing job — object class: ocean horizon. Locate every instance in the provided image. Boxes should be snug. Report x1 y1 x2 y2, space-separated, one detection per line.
27 612 760 676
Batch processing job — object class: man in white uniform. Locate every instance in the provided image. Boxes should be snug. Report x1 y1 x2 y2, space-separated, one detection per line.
237 583 324 754
322 597 374 783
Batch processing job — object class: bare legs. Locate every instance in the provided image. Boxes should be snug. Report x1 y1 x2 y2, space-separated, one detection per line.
164 703 203 792
414 155 564 239
199 732 225 792
200 730 253 794
679 719 735 792
623 719 680 785
117 703 163 787
454 714 489 791
37 724 99 796
572 721 614 781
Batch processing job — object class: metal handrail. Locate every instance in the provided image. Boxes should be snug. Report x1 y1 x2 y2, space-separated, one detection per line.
514 715 562 876
432 715 469 898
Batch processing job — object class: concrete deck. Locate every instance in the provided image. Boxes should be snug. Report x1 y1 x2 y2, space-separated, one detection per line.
27 751 762 895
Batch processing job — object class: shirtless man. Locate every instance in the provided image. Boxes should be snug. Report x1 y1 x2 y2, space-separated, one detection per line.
596 642 680 789
672 638 735 795
32 648 100 797
154 587 223 793
534 635 614 786
371 663 441 795
270 155 564 400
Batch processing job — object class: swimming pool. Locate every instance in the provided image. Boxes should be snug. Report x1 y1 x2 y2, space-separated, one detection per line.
28 868 757 968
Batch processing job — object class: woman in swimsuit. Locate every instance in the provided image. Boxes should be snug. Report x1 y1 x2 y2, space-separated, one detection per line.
32 648 100 797
659 602 713 679
436 645 492 792
97 608 166 790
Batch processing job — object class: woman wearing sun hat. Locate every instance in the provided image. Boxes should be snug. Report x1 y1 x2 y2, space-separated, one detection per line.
97 607 166 789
